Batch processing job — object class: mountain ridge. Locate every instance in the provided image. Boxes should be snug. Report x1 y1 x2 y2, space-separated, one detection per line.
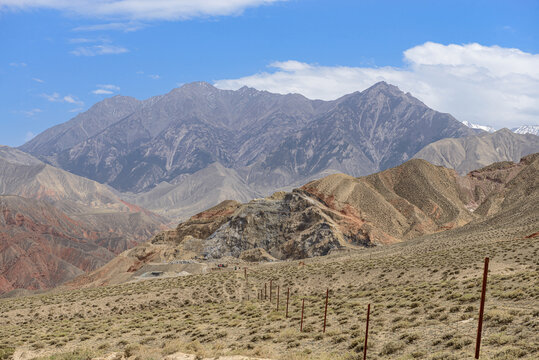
21 82 475 194
413 128 539 175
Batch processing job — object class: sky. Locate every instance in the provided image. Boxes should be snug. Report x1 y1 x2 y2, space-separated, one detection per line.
0 0 538 147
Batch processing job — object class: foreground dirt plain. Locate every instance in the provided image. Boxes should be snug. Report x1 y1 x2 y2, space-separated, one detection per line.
1 220 537 360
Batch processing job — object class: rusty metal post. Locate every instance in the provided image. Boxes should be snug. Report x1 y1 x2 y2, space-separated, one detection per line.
270 280 273 302
323 288 329 333
277 285 280 310
286 287 290 318
475 257 489 359
363 303 370 360
300 298 305 332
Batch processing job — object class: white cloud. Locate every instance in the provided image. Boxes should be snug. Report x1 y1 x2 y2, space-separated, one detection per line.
73 22 145 32
63 95 78 103
98 84 120 91
0 0 286 21
32 77 44 83
25 131 36 142
68 37 99 43
215 42 539 129
92 84 120 95
41 92 84 106
9 62 27 67
22 108 42 116
148 74 160 80
92 89 113 94
71 44 128 56
41 92 61 102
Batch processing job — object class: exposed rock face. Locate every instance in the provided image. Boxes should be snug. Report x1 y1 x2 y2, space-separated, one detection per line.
203 191 372 260
21 81 475 220
0 146 167 294
413 129 539 175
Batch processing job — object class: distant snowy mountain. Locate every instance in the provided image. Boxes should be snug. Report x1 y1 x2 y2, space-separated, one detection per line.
461 121 496 133
512 125 539 136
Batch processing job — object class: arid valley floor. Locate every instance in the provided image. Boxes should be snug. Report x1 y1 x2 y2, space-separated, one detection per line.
1 213 537 360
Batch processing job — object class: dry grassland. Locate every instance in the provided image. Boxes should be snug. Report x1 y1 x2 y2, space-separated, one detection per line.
1 225 537 360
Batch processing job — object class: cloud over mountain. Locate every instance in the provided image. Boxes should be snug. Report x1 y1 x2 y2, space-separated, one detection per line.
215 42 539 129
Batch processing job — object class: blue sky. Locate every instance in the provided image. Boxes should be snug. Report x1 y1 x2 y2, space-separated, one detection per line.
1 0 538 147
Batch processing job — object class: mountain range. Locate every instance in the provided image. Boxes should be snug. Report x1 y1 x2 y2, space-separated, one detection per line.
3 81 539 293
21 81 480 220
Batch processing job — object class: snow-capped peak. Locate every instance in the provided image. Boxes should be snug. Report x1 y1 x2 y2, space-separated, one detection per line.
511 125 539 136
461 121 496 133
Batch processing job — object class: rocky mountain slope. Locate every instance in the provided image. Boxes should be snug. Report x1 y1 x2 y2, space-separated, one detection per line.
124 162 262 220
21 82 475 220
413 129 539 174
20 96 142 163
72 155 538 287
0 146 167 294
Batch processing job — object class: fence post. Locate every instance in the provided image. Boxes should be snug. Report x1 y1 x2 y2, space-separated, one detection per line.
265 283 267 300
323 288 329 333
300 298 305 332
286 287 290 318
475 257 489 359
277 285 280 311
244 267 247 281
270 280 273 302
363 303 370 360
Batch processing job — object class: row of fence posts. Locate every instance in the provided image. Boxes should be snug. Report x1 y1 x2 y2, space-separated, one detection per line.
243 257 489 359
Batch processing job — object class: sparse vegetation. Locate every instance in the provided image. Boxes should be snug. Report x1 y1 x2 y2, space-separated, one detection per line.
1 224 537 359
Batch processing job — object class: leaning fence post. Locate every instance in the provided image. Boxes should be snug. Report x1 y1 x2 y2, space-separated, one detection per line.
286 287 290 318
300 298 305 332
475 257 489 359
363 303 370 360
323 288 329 333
